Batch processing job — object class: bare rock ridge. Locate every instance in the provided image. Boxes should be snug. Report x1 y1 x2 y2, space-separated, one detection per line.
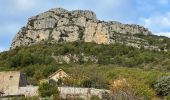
11 8 155 49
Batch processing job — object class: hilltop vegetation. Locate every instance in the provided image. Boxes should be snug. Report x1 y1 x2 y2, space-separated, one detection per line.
135 34 170 50
1 42 170 70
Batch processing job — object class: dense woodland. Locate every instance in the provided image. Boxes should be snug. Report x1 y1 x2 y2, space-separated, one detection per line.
0 42 170 99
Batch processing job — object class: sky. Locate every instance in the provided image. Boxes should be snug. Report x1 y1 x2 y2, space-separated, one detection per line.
0 0 170 52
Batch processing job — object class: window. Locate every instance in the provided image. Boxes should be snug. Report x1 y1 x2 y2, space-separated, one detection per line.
9 76 13 80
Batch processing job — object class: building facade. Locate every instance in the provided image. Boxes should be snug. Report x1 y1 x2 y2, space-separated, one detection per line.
0 71 27 96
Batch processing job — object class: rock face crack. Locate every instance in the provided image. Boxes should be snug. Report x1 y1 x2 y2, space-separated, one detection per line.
11 8 154 50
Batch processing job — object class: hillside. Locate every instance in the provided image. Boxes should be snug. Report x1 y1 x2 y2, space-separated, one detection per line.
1 42 170 80
1 42 170 99
1 42 170 70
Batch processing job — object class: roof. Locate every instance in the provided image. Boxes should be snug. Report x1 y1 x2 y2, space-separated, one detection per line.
48 69 69 79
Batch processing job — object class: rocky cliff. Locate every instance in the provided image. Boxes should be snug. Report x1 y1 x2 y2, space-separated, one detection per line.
11 8 156 50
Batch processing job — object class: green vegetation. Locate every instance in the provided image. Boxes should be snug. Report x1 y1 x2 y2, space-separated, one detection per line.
0 42 170 99
109 78 155 100
135 34 170 50
1 42 170 71
154 76 170 96
38 81 58 98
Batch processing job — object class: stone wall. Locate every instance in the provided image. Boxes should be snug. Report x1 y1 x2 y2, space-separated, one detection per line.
19 86 38 97
58 87 110 100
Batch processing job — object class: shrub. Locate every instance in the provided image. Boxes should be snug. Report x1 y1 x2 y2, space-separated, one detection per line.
38 81 58 97
109 78 135 100
109 78 155 100
154 76 170 96
127 78 155 99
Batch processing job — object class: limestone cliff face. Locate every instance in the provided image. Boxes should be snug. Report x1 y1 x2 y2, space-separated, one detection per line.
11 8 154 49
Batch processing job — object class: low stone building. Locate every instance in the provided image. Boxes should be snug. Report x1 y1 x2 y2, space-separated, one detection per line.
0 71 38 97
0 71 26 96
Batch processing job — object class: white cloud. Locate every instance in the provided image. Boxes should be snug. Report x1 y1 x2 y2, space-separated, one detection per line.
12 0 37 11
0 46 8 52
140 12 170 33
155 32 170 37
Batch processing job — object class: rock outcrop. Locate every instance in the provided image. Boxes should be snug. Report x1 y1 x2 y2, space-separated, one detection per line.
11 8 154 49
52 53 98 64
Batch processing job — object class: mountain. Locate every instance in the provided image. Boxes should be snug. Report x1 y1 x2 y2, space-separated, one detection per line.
1 8 170 99
1 7 169 82
12 8 170 51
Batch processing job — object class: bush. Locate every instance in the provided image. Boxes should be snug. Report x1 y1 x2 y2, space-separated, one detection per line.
110 78 136 100
38 81 58 97
109 78 155 100
154 76 170 96
127 78 155 99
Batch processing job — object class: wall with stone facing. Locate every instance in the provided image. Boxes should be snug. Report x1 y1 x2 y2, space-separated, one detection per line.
19 86 38 97
58 87 110 100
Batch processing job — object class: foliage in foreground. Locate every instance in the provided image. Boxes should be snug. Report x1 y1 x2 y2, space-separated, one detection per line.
154 76 170 96
38 81 58 98
109 78 155 100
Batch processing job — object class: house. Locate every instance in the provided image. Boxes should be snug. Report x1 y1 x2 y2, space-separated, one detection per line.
0 71 27 96
48 69 69 83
